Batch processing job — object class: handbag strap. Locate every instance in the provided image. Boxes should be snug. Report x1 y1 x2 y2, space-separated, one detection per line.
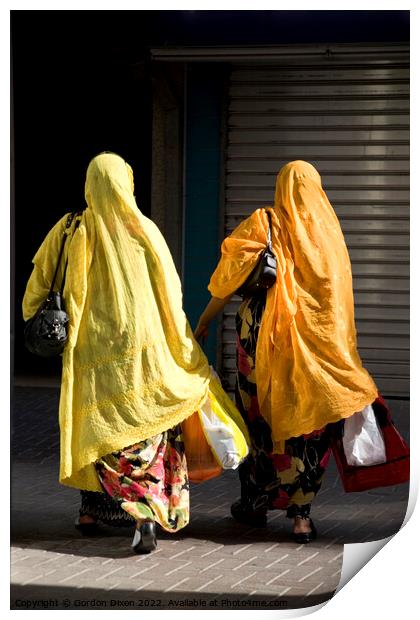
60 213 83 296
49 211 83 297
265 209 273 251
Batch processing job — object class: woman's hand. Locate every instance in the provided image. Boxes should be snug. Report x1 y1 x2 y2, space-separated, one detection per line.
194 318 210 343
194 294 233 343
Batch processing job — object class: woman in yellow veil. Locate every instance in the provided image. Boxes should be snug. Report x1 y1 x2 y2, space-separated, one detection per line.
195 160 378 543
23 152 240 553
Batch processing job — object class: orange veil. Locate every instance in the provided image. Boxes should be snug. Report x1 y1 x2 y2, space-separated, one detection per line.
209 161 377 451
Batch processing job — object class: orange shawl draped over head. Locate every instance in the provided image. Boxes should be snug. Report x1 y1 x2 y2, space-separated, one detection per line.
209 160 377 452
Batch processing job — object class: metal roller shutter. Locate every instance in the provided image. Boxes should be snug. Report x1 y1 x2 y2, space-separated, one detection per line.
221 48 409 398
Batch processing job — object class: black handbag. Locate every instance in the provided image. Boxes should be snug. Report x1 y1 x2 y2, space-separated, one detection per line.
24 211 82 357
236 209 277 298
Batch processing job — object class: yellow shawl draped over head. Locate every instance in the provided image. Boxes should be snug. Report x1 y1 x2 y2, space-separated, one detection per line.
209 160 377 451
23 152 211 490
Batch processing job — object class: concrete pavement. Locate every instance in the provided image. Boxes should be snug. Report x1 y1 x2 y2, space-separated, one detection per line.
11 386 409 610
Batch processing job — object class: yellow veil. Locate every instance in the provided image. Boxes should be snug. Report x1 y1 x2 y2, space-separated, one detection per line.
209 160 377 451
23 152 211 490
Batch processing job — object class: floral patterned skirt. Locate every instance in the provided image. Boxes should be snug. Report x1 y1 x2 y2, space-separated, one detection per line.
81 425 189 533
236 294 332 519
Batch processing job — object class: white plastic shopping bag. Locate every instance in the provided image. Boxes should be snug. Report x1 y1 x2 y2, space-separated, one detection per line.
343 404 386 467
198 398 243 469
197 367 250 470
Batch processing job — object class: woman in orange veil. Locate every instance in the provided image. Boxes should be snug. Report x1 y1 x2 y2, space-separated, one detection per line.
195 161 378 543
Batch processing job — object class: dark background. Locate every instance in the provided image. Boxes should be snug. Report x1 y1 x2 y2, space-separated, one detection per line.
11 10 410 378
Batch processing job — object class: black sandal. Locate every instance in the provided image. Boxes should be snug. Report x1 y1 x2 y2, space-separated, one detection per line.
291 516 317 544
131 520 157 554
230 500 267 528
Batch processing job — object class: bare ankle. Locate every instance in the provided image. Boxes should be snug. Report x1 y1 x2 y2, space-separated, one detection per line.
293 515 311 533
79 514 97 524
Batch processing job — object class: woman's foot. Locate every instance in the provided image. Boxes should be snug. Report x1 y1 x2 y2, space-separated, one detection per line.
231 500 267 528
131 519 157 554
291 515 317 544
75 514 101 536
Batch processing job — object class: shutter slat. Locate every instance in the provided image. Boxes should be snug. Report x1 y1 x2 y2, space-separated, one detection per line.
221 52 409 398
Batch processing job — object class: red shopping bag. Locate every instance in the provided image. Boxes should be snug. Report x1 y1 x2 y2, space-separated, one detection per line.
331 395 410 493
